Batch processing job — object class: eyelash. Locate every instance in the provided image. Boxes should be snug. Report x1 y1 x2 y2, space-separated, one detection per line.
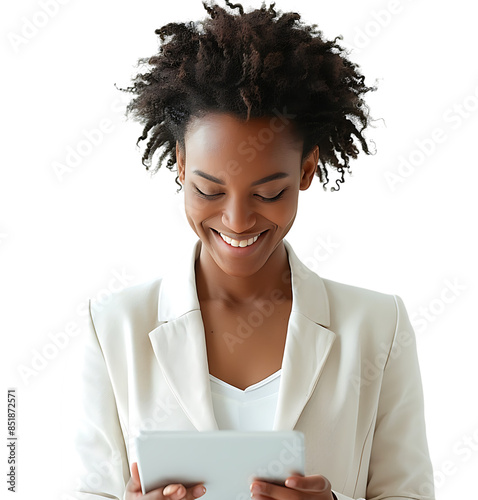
194 186 287 202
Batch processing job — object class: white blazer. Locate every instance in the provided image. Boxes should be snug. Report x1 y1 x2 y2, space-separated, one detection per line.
69 238 435 500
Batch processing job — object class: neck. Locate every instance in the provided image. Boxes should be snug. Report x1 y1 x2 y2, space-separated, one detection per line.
195 240 292 307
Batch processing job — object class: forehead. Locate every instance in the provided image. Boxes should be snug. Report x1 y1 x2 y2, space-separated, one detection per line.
184 112 303 159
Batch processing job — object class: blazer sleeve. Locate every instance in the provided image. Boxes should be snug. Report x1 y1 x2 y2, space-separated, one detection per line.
332 294 435 500
68 299 130 500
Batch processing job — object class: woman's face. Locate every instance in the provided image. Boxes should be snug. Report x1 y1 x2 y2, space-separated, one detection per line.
176 112 319 278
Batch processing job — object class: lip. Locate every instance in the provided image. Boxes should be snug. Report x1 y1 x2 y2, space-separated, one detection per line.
212 228 267 254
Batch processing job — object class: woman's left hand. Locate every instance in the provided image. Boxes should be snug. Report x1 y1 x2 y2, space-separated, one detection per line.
250 474 335 500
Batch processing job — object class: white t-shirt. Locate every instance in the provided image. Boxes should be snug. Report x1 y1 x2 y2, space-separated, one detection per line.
209 369 282 430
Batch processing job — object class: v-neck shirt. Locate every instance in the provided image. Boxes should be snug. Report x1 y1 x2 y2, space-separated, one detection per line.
208 369 282 430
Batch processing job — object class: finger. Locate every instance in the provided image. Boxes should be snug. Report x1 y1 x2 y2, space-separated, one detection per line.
127 467 205 500
162 483 206 500
285 475 330 492
131 462 141 487
125 462 142 494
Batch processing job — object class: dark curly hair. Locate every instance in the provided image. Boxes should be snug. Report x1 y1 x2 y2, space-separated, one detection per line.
116 0 377 192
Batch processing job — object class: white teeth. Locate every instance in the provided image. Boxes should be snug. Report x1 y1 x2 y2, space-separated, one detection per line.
219 231 261 247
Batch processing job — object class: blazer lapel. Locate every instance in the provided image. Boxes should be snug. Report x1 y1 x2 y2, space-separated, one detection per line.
273 312 335 430
148 240 219 431
272 241 335 430
149 311 219 431
148 238 336 432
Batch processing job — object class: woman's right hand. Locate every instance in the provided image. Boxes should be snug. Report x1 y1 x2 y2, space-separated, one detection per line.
125 462 207 500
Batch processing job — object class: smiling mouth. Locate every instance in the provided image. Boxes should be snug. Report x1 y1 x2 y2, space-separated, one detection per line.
212 229 267 248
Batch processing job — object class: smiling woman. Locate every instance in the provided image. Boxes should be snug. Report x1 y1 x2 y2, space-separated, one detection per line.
70 2 435 500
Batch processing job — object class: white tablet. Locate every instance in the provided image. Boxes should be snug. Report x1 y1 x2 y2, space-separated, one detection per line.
135 430 305 500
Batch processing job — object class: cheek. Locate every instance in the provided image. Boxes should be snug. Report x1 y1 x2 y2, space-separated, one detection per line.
278 206 298 228
270 194 299 227
184 194 214 226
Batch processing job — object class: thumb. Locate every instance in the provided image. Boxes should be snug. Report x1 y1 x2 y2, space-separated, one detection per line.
286 474 330 493
129 462 142 491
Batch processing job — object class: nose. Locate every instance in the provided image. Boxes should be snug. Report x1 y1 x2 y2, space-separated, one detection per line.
221 194 257 234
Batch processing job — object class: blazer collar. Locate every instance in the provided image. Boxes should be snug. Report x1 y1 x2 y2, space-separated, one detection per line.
149 238 335 431
156 238 330 327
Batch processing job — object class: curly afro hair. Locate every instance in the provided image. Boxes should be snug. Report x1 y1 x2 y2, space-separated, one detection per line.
116 0 377 192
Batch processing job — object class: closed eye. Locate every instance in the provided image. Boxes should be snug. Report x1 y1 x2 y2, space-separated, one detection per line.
194 186 287 202
258 190 287 202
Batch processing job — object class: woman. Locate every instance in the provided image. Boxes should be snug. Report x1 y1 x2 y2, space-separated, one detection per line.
71 2 435 500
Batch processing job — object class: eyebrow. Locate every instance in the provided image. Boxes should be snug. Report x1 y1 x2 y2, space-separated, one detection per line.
192 170 290 186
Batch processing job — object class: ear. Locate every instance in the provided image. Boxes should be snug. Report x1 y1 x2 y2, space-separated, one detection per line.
176 141 185 185
299 145 319 190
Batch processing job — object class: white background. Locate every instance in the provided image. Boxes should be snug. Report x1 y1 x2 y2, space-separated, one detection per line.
2 0 477 499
